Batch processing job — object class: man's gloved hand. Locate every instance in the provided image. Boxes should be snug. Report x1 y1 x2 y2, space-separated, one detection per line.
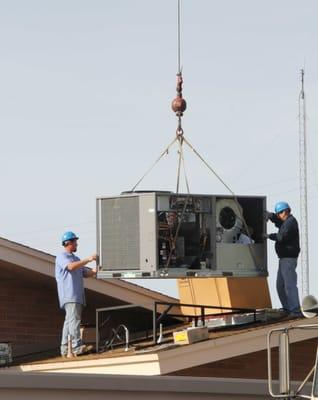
265 211 274 221
268 233 277 241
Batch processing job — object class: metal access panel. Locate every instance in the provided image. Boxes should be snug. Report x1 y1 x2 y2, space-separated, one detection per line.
97 191 267 279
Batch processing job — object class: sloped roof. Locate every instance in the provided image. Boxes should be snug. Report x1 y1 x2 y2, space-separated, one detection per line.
13 315 318 375
0 236 178 310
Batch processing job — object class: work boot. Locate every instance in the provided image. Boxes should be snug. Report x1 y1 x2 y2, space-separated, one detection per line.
73 344 93 356
288 312 303 319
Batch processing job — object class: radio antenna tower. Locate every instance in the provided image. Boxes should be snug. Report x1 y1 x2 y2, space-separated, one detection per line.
299 68 309 297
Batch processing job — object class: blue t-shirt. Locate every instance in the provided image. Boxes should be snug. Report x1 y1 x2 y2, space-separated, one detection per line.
55 251 88 309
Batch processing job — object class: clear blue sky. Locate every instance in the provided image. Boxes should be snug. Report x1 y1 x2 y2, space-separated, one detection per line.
0 1 317 305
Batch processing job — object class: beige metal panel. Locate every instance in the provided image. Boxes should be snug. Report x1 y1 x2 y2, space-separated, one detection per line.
178 278 230 315
226 277 271 309
178 277 271 315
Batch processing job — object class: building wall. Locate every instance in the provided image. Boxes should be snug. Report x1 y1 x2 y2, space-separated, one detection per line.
0 275 62 350
0 262 158 359
0 265 123 355
170 338 318 381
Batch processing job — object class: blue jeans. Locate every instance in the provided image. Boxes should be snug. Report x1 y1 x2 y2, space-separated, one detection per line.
276 258 300 313
60 302 83 355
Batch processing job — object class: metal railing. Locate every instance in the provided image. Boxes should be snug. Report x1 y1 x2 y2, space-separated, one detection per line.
96 304 147 353
104 324 130 352
96 302 258 352
267 324 318 399
153 301 257 344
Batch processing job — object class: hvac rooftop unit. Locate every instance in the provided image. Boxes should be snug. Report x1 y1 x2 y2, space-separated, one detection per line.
97 191 267 279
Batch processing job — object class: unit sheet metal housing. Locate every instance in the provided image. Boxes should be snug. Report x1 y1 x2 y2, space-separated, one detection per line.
97 191 267 279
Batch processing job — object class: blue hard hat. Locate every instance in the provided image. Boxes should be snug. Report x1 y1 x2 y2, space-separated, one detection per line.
274 201 290 214
61 231 79 245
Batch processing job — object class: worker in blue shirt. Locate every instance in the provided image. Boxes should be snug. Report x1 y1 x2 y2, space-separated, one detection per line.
265 201 301 317
55 231 96 356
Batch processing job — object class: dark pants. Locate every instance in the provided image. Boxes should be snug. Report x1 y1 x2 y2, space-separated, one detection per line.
276 258 300 313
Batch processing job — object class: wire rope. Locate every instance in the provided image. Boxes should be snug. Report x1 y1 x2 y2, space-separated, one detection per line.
176 140 182 194
179 138 190 194
131 137 178 192
177 0 181 74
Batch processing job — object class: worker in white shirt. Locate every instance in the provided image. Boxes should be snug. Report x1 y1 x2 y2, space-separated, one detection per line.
237 226 254 244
